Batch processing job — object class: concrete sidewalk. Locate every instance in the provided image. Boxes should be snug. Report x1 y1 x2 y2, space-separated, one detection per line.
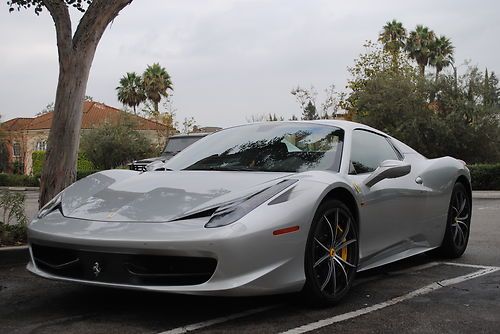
472 191 500 199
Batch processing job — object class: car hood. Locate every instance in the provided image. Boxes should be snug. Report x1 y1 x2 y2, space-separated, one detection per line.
61 170 293 222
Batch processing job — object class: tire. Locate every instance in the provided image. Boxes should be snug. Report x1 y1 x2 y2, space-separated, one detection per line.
302 199 359 306
435 182 472 258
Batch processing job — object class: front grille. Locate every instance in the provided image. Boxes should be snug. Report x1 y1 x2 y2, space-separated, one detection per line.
31 244 217 286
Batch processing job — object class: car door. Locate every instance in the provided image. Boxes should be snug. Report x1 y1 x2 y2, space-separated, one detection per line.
346 129 427 269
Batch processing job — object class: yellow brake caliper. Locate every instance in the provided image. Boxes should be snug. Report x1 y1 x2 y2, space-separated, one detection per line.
336 226 348 261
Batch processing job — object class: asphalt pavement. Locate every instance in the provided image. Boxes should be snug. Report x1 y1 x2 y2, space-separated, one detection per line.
0 199 499 333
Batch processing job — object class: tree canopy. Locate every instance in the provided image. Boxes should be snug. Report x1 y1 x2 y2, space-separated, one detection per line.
345 23 500 163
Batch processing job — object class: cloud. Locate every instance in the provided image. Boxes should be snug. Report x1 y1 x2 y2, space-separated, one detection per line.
1 0 499 127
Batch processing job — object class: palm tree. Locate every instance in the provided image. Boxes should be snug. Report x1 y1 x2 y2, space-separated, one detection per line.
116 72 146 114
405 25 436 76
378 19 406 67
142 63 173 115
430 35 454 81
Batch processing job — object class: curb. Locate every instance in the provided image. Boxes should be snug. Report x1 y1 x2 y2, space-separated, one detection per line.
0 186 39 192
472 191 500 199
0 245 29 266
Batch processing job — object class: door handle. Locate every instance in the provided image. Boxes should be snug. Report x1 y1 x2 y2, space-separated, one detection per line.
415 176 423 185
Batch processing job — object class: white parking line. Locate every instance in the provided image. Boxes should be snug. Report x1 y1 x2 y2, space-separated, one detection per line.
157 304 281 334
280 264 500 334
156 262 499 334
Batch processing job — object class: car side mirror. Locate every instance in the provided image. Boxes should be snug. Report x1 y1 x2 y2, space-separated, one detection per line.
364 160 411 188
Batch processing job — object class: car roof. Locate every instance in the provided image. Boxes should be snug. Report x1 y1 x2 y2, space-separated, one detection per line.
222 120 421 155
169 133 209 138
223 120 384 135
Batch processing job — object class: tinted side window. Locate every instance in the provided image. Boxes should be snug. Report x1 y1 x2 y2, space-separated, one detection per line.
350 130 399 174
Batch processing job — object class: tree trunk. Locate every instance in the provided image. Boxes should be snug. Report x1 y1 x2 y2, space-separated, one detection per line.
39 52 94 208
419 64 426 77
38 0 133 208
153 101 159 115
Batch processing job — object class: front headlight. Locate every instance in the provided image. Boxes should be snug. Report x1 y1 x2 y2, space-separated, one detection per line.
205 179 298 228
37 193 63 219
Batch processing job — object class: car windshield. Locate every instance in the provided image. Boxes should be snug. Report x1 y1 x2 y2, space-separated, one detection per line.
162 136 203 155
165 123 344 172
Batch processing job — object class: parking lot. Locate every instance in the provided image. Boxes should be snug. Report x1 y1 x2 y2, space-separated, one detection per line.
1 198 499 334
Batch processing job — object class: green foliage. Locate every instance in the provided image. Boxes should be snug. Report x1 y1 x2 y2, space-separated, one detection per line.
31 151 45 176
77 169 99 179
302 101 319 120
142 63 173 115
290 86 321 120
32 151 95 176
116 72 146 114
0 114 8 173
80 113 154 170
378 19 406 67
0 171 96 187
430 36 454 79
346 23 499 164
78 153 95 172
0 190 27 225
405 25 436 76
0 173 39 187
469 164 500 190
0 190 28 246
351 64 500 163
0 141 7 173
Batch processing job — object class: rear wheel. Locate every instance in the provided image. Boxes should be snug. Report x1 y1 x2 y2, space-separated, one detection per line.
303 200 359 306
436 182 471 258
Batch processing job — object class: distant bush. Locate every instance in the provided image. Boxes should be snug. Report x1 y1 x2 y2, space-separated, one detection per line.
76 170 100 179
80 113 155 170
31 151 45 176
0 173 39 187
469 164 500 190
32 151 95 176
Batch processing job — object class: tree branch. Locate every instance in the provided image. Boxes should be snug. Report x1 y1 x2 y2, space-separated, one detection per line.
72 0 132 52
41 0 72 59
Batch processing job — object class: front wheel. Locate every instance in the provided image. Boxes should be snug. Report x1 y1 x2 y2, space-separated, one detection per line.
436 182 472 258
303 199 359 306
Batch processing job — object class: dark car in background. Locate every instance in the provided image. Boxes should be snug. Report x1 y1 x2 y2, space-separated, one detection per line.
129 133 208 171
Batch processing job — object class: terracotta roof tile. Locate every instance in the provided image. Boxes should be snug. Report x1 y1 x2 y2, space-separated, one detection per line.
2 101 168 131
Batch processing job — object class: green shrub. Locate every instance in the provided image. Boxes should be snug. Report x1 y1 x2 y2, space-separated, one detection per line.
32 151 96 177
77 170 100 180
469 164 500 190
0 190 28 246
78 153 95 172
80 114 155 170
32 150 45 176
0 173 39 187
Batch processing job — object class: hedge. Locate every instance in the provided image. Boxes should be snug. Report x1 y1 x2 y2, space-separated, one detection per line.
0 170 100 187
2 164 499 190
32 151 95 177
0 173 39 187
469 164 500 191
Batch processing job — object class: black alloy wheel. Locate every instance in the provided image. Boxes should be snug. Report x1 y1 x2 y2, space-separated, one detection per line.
303 199 359 306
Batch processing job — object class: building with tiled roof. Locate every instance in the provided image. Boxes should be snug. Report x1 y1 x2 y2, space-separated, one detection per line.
1 101 172 174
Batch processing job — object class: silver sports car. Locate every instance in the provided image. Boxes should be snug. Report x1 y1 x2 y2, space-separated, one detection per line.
27 120 472 305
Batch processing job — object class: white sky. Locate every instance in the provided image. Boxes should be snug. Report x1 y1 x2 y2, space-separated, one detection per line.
1 0 499 128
